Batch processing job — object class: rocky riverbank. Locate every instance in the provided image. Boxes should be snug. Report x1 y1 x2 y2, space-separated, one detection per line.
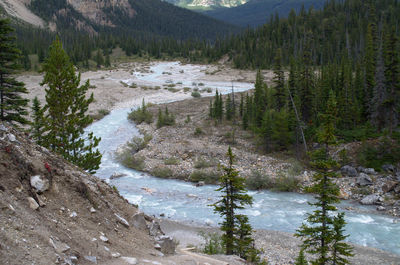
128 95 400 218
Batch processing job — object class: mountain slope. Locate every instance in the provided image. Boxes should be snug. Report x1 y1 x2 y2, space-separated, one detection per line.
165 0 248 10
204 0 324 27
3 0 237 40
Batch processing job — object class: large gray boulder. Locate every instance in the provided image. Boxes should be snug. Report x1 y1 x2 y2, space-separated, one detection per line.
360 194 381 205
382 164 395 173
149 220 163 237
130 212 148 231
341 165 357 177
356 173 373 186
30 175 49 193
156 235 176 255
382 181 398 193
358 167 377 175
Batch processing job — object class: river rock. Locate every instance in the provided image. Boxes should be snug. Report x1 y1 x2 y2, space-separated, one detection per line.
195 181 205 187
120 257 137 264
110 172 127 180
30 175 49 193
382 164 395 173
84 256 97 264
358 167 377 175
377 206 386 211
156 235 176 255
356 173 373 186
7 133 16 142
130 212 148 230
341 165 357 177
149 220 163 237
115 213 130 228
382 181 398 193
360 194 381 205
27 197 39 210
49 237 70 253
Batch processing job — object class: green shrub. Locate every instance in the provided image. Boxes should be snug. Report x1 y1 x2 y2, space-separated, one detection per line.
336 123 379 142
151 166 173 178
189 170 219 184
198 232 224 255
198 82 205 86
128 99 153 124
191 91 201 98
183 87 191 92
194 127 203 136
164 157 180 165
157 107 175 128
116 153 145 171
90 109 110 120
120 81 128 87
185 115 191 124
357 137 400 170
129 83 137 88
125 134 152 153
245 170 300 192
168 87 180 93
194 157 214 169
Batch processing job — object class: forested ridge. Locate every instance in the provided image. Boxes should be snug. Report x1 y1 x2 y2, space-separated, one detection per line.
206 0 400 170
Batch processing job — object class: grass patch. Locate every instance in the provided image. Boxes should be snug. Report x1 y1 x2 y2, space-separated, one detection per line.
189 170 219 184
245 170 300 192
120 81 129 87
194 127 203 136
90 109 110 120
116 153 145 171
151 166 173 179
194 157 214 169
164 157 180 165
168 87 180 93
191 91 201 98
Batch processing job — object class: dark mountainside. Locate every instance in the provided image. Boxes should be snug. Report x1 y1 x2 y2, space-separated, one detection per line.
204 0 324 27
28 0 237 40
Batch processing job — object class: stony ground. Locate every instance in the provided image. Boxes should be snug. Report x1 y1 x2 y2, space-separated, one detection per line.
0 122 250 265
135 94 298 185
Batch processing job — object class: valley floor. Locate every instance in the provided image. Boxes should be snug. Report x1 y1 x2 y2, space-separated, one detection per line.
19 61 400 264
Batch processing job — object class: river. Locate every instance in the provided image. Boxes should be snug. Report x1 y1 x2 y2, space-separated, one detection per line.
86 62 400 256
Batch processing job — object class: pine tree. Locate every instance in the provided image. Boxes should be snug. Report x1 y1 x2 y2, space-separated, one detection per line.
41 38 102 174
295 248 307 265
0 19 29 124
364 22 377 117
211 147 253 256
370 45 388 131
30 97 45 145
157 108 164 128
331 213 354 265
96 49 104 68
273 48 286 111
254 70 266 126
383 26 399 135
295 90 352 265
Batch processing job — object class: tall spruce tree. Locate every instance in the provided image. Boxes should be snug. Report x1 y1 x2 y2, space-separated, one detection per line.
273 48 286 111
383 26 399 135
211 147 254 257
0 19 29 124
30 97 45 145
41 38 101 173
295 90 353 264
